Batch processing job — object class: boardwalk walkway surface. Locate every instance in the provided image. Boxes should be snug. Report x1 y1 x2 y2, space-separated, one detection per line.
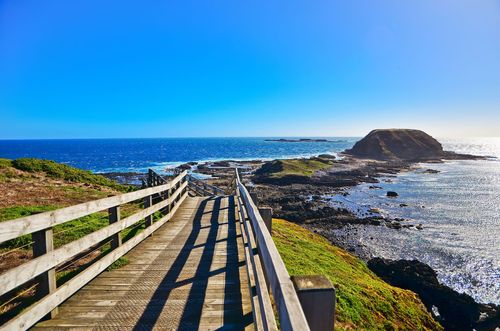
33 196 253 330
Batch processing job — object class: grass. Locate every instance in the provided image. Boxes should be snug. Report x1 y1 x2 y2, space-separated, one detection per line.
10 158 132 192
256 157 334 179
0 158 12 169
272 218 442 330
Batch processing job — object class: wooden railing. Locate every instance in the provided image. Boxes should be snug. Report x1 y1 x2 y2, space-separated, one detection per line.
235 169 311 331
187 174 226 196
0 171 189 330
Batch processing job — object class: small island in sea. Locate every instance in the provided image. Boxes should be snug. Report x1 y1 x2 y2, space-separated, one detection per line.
265 138 333 142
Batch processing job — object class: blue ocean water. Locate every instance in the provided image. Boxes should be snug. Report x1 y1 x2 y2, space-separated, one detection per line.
0 137 357 173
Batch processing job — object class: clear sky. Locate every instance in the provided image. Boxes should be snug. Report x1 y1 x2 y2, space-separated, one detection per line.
1 1 499 139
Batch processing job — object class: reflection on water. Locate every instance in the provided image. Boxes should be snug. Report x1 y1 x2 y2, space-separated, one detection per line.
329 138 500 304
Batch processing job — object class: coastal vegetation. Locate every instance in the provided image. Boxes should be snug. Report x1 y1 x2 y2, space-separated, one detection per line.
254 156 334 183
7 158 132 192
272 218 442 330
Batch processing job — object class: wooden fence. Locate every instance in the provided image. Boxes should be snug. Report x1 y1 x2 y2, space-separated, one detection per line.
0 171 188 330
234 169 311 331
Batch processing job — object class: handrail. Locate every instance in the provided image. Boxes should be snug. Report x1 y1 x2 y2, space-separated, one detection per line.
0 170 189 331
0 171 187 243
235 169 311 331
186 174 226 196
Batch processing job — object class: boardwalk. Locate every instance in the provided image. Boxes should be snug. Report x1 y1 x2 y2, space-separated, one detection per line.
33 196 253 330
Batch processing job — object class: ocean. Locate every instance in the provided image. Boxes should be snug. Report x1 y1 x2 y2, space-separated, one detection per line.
0 137 357 173
0 136 498 304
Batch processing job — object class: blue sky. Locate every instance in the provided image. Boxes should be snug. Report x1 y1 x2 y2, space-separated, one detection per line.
1 0 499 138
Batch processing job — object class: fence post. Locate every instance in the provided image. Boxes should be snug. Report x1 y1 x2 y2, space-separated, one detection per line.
32 228 58 319
108 206 122 249
291 275 336 331
258 207 273 233
144 195 153 230
147 169 153 187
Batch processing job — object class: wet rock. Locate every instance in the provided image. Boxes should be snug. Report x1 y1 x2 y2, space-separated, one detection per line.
424 168 440 174
387 221 402 229
368 258 500 331
387 191 399 197
369 185 383 189
177 163 192 170
400 203 408 207
416 224 424 230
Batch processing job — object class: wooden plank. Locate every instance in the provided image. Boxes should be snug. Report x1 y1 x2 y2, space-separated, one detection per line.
0 181 188 297
0 192 189 331
236 171 310 331
0 171 187 243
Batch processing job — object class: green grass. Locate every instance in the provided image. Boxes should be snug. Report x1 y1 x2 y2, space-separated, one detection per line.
106 256 129 271
0 158 12 169
272 218 442 331
256 157 334 179
10 158 132 192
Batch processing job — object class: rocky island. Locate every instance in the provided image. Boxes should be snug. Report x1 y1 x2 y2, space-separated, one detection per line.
344 129 484 161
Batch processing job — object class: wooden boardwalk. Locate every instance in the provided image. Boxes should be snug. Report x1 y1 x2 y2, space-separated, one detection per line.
33 196 253 330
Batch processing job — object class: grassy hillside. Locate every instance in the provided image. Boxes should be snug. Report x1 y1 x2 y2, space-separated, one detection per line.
272 218 442 330
9 158 131 192
0 158 139 321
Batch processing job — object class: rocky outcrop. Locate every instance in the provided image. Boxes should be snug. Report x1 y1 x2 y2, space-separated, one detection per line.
368 258 500 331
345 129 446 161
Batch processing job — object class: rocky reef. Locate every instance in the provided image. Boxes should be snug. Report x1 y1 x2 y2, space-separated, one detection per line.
368 258 500 331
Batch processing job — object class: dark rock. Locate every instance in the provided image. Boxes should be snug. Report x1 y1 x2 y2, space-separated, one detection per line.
177 163 192 170
369 185 383 189
423 168 440 174
387 191 399 197
387 221 402 229
400 203 408 207
368 258 500 331
317 154 336 159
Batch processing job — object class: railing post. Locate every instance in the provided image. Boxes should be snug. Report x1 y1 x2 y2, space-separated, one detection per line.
291 275 336 331
108 206 122 249
144 194 153 229
147 169 153 187
258 207 273 234
32 228 58 319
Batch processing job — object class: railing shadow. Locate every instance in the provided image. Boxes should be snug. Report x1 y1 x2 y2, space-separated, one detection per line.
132 197 215 330
131 195 250 330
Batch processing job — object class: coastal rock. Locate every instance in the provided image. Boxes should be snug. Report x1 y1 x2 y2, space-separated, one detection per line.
177 163 192 170
387 191 399 197
367 258 500 331
345 129 445 161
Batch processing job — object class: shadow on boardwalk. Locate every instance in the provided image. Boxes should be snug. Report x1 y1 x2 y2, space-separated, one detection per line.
133 196 250 330
32 196 253 330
